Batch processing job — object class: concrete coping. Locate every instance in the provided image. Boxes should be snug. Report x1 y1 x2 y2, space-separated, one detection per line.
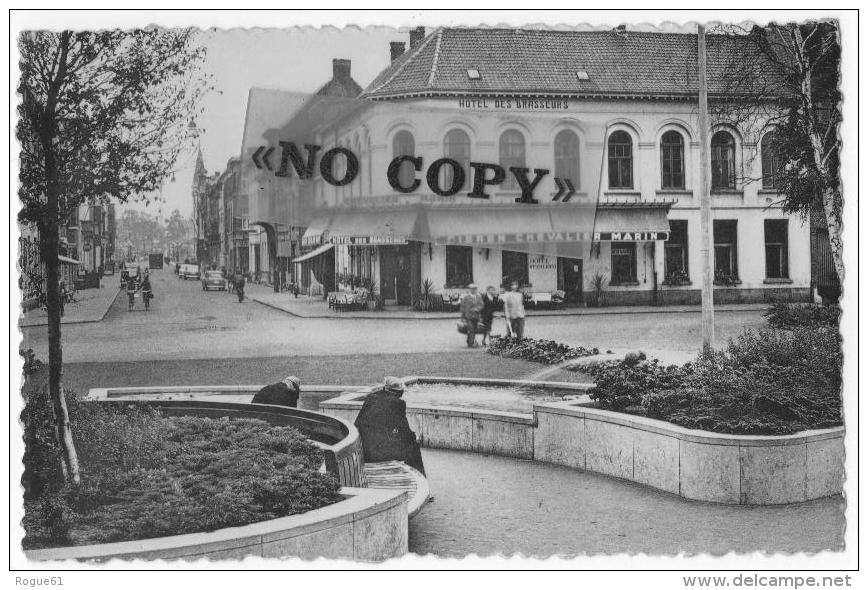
26 487 406 562
533 399 845 447
88 385 368 399
321 377 590 424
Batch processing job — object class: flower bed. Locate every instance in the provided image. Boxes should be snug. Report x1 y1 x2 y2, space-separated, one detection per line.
486 336 600 365
22 389 342 550
578 325 842 435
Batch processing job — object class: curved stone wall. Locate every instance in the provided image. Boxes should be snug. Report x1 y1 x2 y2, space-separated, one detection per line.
25 398 408 561
319 377 844 505
26 487 407 562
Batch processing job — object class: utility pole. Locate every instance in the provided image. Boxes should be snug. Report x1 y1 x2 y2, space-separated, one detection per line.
698 24 715 350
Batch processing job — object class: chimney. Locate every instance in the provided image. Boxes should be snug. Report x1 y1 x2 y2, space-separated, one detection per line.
409 26 425 49
332 58 351 80
390 41 406 62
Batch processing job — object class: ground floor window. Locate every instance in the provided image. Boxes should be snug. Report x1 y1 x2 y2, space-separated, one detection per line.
713 220 739 283
445 245 473 288
610 243 637 285
501 250 529 287
664 220 689 284
350 246 374 280
764 219 789 279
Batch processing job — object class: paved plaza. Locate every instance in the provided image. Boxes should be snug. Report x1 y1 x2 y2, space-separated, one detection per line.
17 267 843 557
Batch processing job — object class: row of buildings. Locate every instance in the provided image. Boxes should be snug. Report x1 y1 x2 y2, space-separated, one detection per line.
19 202 116 309
195 26 839 306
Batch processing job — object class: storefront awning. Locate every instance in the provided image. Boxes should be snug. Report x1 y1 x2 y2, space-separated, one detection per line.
321 208 421 245
292 243 334 263
592 207 671 241
58 255 81 265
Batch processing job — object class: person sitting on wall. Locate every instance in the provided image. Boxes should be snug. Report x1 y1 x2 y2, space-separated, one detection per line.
251 375 301 408
354 376 425 475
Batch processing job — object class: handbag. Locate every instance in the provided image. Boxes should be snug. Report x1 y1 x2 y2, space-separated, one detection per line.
456 319 468 334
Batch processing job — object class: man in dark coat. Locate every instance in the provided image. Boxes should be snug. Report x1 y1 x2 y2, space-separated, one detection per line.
354 377 425 475
252 375 301 407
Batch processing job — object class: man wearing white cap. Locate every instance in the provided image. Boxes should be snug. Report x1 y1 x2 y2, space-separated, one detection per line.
252 375 301 407
354 376 425 474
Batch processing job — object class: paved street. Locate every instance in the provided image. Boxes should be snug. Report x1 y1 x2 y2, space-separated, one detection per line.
20 266 768 368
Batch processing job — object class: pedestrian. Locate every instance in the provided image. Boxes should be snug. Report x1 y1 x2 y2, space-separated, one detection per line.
459 283 484 348
252 375 301 407
480 285 500 346
227 268 236 293
354 376 425 475
502 280 526 340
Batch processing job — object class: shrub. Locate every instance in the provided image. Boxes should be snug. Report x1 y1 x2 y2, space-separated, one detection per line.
486 336 599 365
22 399 341 549
585 325 842 435
764 301 841 330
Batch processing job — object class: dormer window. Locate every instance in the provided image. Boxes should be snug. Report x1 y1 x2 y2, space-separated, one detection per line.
576 70 590 80
467 68 481 80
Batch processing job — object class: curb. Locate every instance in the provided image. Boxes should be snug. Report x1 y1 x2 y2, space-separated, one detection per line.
245 295 768 321
18 287 122 328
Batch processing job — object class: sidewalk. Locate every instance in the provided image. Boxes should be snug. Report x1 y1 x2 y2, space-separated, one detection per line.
245 283 769 320
18 285 121 327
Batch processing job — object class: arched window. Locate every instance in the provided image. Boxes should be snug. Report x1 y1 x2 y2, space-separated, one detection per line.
499 129 525 190
554 129 580 186
711 130 736 190
608 130 633 189
443 128 471 191
761 131 782 189
392 130 415 190
660 130 685 189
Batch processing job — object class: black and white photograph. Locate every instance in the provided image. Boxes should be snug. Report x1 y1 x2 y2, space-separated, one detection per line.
8 7 860 578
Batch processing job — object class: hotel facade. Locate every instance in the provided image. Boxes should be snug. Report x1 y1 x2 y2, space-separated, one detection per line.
250 27 812 306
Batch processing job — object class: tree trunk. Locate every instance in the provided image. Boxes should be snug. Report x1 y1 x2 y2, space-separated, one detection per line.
41 139 81 486
821 186 845 285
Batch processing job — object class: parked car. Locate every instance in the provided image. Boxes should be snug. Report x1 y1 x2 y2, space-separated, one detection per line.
201 270 228 291
179 263 200 280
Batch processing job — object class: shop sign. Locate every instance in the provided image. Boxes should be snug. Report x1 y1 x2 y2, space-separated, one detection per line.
457 97 570 111
529 255 556 270
439 231 592 245
326 233 407 245
593 231 669 241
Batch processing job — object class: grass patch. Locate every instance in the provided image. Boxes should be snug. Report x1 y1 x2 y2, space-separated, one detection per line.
22 388 341 549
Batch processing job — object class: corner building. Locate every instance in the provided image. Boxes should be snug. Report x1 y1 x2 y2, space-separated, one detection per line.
297 27 811 306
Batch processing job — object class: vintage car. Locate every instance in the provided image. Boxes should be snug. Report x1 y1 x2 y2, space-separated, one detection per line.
201 270 228 291
178 263 201 280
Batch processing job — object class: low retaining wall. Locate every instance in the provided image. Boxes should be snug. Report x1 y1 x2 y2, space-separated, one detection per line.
534 401 844 505
321 376 590 459
320 377 844 505
88 388 368 487
27 487 407 562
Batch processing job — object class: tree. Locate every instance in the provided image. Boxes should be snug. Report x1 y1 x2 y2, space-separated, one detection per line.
17 29 209 483
712 22 843 286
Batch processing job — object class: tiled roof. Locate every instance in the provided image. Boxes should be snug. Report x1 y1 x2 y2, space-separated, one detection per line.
361 28 785 99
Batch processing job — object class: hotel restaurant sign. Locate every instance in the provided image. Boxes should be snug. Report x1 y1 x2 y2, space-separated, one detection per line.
439 231 668 245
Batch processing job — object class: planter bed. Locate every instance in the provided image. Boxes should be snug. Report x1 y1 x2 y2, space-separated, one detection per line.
22 396 413 561
320 377 844 505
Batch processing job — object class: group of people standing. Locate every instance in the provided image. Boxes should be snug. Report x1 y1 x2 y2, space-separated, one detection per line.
459 281 526 348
